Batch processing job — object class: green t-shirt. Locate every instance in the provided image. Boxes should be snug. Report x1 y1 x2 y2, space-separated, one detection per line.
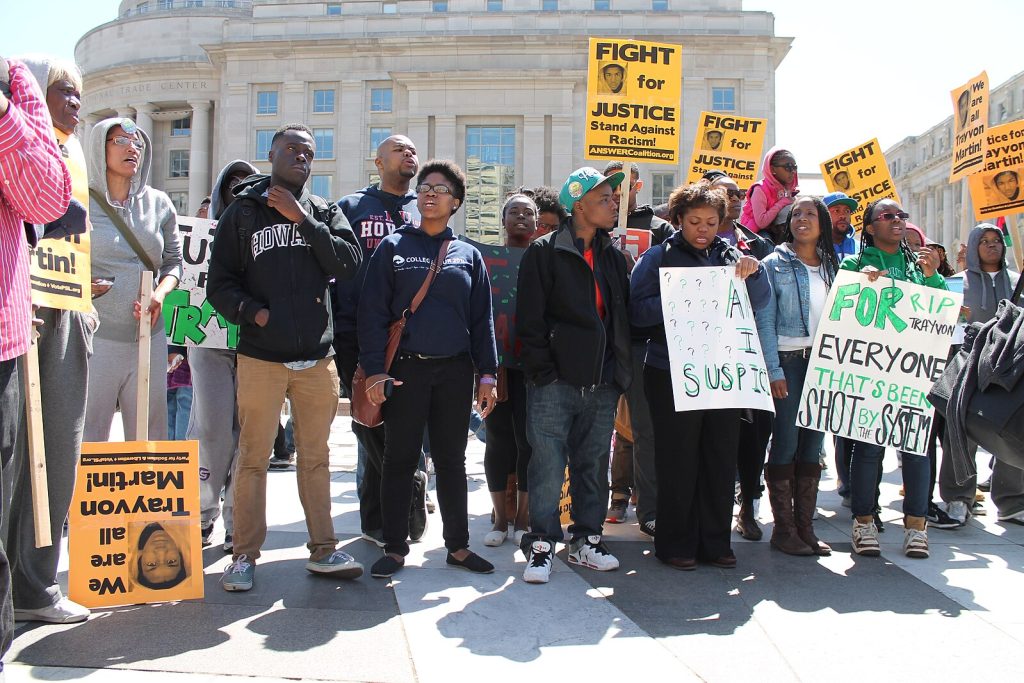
840 246 948 290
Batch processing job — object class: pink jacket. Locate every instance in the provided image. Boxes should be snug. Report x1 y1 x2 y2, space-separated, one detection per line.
739 147 799 233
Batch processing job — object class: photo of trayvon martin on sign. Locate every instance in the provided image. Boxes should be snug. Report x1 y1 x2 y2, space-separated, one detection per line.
585 38 682 164
685 112 767 189
821 138 900 232
795 271 961 457
968 118 1024 220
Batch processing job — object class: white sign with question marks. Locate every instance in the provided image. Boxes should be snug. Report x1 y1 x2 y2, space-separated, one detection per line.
659 266 775 413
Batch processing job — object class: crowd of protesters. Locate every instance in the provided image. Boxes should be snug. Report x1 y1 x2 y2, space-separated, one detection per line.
1 53 1021 675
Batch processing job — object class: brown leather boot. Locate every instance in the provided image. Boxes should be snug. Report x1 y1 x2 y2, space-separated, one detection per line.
764 464 814 556
734 499 763 541
794 461 831 556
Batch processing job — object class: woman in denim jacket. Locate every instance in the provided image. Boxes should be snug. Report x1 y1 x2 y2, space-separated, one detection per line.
755 196 839 557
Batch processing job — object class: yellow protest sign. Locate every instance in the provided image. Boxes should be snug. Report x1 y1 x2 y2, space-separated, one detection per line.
968 119 1024 220
820 138 900 230
585 37 682 165
69 441 203 608
558 467 572 526
950 71 990 182
685 111 767 189
30 134 91 312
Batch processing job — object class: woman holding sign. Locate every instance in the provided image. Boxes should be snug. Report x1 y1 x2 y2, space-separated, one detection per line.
841 199 947 559
629 182 770 570
756 196 839 556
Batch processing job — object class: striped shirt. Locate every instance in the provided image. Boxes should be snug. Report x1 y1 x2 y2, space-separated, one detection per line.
0 60 71 361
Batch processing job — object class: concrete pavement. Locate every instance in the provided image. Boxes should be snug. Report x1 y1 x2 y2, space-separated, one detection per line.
7 414 1024 682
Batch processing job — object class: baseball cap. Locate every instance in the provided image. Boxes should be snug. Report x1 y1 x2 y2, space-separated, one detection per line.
559 166 625 214
823 191 858 211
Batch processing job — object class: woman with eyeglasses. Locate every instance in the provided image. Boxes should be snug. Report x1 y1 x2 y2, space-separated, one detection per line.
841 198 947 560
704 170 775 542
84 117 182 441
739 148 799 241
358 159 499 578
531 185 567 239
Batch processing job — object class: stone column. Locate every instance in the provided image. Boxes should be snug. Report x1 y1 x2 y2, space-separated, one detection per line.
134 103 155 140
550 115 574 188
188 100 212 213
926 191 937 239
338 81 364 194
523 115 545 190
434 114 456 159
942 185 955 249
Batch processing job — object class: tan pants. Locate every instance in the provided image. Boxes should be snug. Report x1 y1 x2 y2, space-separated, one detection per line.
233 355 340 562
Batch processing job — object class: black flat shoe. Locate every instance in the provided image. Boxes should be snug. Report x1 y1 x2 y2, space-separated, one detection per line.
446 551 494 574
371 554 404 578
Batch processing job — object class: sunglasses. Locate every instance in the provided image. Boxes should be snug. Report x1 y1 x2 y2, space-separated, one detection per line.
873 211 910 222
106 135 144 150
725 189 745 199
537 221 559 232
416 183 453 195
772 163 798 172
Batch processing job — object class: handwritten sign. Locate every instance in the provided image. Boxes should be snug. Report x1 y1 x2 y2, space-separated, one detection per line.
967 119 1024 219
163 217 239 349
69 440 203 608
950 71 990 182
795 271 961 456
685 111 767 189
820 138 900 231
659 266 774 413
585 37 682 164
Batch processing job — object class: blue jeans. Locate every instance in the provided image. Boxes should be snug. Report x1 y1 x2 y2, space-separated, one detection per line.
166 386 193 441
523 381 619 547
851 442 929 518
768 353 824 466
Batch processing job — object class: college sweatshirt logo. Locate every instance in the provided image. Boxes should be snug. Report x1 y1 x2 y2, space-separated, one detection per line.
359 210 419 252
251 223 310 259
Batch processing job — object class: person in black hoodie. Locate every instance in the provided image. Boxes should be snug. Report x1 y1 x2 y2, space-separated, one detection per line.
334 134 427 547
359 159 498 578
208 124 363 591
517 167 632 585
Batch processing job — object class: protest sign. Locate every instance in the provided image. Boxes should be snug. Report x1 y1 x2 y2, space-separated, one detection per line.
950 71 990 183
559 467 572 526
967 119 1024 219
659 266 774 413
821 138 900 230
30 136 91 312
621 228 653 260
685 111 767 189
464 238 525 367
795 270 961 456
163 217 238 349
69 440 203 608
584 37 682 164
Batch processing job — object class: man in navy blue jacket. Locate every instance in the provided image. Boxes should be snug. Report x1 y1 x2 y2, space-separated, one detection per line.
333 134 427 546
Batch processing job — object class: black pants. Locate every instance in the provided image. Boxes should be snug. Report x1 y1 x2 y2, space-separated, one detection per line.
737 409 772 503
483 368 531 492
381 354 474 556
645 365 739 561
0 359 19 660
333 332 388 535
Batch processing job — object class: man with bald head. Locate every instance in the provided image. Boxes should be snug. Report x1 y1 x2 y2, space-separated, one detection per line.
333 135 426 547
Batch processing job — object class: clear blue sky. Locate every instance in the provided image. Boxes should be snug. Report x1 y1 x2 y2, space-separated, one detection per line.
6 0 1024 168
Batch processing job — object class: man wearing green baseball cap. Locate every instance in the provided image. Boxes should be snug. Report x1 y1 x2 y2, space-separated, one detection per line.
514 166 632 584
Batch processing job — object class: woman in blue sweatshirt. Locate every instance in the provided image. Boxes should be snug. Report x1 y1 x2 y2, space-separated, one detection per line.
630 182 771 570
358 160 499 578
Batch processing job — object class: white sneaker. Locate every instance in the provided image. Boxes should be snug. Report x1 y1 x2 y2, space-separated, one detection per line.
945 500 970 526
523 540 554 584
568 535 619 571
14 597 90 623
852 520 881 557
903 527 930 558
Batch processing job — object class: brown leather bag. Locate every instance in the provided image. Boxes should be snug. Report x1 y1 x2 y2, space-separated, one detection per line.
351 240 451 428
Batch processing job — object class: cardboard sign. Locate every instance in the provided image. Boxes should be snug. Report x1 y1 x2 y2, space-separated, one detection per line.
585 37 682 164
967 119 1024 219
950 71 990 182
659 266 774 413
163 217 239 349
69 440 203 608
621 228 653 260
30 135 91 312
795 270 961 456
820 138 901 231
558 467 572 526
464 238 525 367
685 111 767 189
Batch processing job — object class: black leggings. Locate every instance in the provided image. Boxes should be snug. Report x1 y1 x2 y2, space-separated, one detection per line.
483 368 531 493
737 409 772 503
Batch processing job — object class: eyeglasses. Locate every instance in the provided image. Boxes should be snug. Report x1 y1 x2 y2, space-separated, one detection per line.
416 183 453 195
106 135 143 150
772 163 798 172
726 189 745 199
537 222 559 232
874 211 910 222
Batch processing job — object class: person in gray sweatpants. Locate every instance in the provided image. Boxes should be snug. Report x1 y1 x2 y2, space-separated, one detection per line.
190 160 258 550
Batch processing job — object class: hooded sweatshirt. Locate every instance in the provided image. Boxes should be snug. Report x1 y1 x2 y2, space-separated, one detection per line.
960 224 1020 324
206 175 361 363
88 117 182 342
210 159 259 221
334 184 420 334
740 146 799 233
